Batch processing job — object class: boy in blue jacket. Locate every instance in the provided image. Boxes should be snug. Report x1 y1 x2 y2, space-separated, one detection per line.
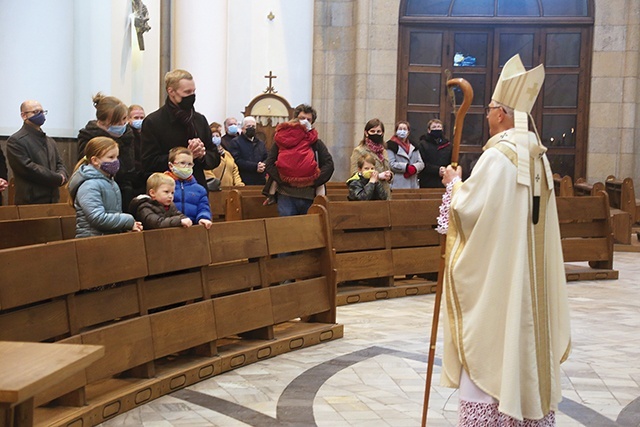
166 147 213 229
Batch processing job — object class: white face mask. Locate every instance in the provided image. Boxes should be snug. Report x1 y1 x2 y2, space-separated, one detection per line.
171 165 193 180
396 129 408 139
299 119 312 131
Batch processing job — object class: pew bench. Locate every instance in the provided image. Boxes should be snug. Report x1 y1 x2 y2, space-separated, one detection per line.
208 185 265 221
551 175 632 245
0 203 74 221
225 189 279 221
0 216 75 250
606 177 640 224
556 193 618 281
6 178 70 206
574 178 631 245
0 341 104 427
0 212 341 426
310 196 441 305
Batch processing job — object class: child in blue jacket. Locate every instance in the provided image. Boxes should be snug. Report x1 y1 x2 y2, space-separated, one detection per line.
68 136 143 237
166 147 213 229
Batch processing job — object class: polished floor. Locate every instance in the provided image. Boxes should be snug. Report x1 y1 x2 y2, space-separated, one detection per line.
100 252 640 426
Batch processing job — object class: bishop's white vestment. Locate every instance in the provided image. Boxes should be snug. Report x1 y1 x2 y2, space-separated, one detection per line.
441 128 571 421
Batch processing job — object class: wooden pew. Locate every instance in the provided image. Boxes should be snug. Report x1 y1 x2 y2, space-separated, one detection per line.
208 185 265 221
6 178 70 206
2 203 74 219
310 196 440 305
574 178 631 244
225 189 279 221
553 174 576 197
0 203 74 221
556 192 618 281
553 175 631 245
0 213 341 426
324 185 445 201
222 184 445 221
0 217 75 250
605 176 640 224
0 341 104 427
573 178 605 196
0 205 19 221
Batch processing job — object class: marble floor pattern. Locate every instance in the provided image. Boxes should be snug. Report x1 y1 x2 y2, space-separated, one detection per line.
100 252 640 427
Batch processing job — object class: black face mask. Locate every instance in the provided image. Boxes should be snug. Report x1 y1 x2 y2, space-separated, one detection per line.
245 127 256 138
429 129 443 139
178 94 196 110
368 133 384 144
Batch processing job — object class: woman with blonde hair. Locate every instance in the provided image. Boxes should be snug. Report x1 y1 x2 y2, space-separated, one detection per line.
77 93 139 209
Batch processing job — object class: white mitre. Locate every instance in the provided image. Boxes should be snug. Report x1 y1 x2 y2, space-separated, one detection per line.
492 54 552 191
491 54 544 114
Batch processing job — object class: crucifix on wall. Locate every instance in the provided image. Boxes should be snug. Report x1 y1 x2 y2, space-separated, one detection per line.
264 71 278 94
243 71 294 150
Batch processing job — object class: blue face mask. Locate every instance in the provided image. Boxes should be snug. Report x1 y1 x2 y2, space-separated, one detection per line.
28 111 46 127
108 124 127 137
131 119 143 130
227 124 239 135
212 136 222 146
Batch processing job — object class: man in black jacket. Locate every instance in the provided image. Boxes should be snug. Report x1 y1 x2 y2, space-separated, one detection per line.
417 119 451 188
141 69 220 188
264 104 334 216
6 100 68 205
227 116 268 186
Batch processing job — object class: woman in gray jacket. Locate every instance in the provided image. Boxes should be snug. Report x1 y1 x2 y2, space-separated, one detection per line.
68 137 142 238
386 121 424 189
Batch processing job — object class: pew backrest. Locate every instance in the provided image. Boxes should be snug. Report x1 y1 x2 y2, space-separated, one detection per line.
0 211 335 407
310 197 441 285
556 192 616 276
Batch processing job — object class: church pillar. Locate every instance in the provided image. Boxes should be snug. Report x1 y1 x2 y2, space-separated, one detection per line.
312 0 400 181
172 0 228 125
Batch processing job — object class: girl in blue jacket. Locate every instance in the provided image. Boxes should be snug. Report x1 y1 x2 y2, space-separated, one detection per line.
68 137 143 238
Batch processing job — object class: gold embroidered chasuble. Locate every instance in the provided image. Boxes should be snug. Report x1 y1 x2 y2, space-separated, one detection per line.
441 128 571 421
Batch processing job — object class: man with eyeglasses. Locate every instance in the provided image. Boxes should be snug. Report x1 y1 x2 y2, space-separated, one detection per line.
227 116 268 185
6 100 68 205
439 54 570 426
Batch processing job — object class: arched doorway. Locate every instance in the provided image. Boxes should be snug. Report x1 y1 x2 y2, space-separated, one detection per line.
397 0 594 179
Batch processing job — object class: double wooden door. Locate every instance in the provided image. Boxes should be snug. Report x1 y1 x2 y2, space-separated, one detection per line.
397 25 591 179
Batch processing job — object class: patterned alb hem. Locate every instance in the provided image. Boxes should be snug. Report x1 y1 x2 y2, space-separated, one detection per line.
459 400 556 426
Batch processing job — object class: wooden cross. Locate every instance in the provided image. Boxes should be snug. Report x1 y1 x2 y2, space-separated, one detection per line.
264 71 278 94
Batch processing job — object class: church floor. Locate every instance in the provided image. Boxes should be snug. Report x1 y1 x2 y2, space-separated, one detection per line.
99 252 640 427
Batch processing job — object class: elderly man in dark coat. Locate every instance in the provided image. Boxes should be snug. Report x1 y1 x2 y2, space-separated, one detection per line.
6 100 68 204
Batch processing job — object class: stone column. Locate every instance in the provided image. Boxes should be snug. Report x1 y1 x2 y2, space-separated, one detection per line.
313 0 400 181
588 0 639 186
